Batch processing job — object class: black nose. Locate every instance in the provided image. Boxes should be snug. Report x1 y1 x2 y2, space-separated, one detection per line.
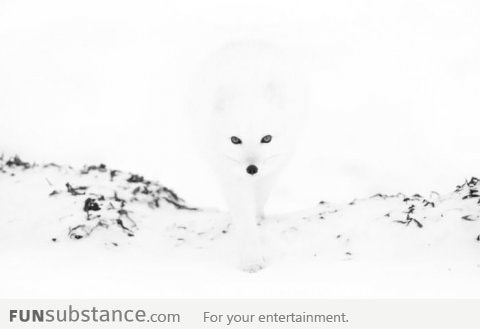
246 165 258 175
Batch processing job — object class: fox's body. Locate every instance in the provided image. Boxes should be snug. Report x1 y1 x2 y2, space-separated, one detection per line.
188 42 307 272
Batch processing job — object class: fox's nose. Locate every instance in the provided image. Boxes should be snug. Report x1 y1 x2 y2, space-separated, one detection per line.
246 165 258 175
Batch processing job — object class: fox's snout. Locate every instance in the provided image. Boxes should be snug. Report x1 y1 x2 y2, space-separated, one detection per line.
246 164 258 175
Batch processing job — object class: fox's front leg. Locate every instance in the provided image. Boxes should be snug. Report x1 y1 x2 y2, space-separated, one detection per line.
225 182 265 273
254 175 276 221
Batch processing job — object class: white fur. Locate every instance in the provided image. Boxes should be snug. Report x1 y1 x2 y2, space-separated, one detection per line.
187 42 308 272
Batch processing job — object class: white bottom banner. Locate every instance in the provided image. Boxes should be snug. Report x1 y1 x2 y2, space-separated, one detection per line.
1 299 478 328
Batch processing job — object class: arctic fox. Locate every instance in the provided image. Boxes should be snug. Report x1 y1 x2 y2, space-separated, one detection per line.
187 42 308 272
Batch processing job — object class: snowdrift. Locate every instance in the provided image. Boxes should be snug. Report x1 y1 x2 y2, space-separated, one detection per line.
1 154 479 298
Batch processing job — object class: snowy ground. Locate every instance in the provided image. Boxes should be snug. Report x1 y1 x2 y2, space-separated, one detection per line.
1 154 480 298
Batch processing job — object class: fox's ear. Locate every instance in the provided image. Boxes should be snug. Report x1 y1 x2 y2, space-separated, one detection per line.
264 81 284 105
214 85 231 112
215 94 225 112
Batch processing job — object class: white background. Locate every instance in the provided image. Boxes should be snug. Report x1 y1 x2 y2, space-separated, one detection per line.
1 0 480 211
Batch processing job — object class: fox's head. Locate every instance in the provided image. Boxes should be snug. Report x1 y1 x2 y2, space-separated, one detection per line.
208 81 300 178
188 42 308 178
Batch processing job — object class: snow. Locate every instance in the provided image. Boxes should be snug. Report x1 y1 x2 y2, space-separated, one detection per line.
1 155 479 298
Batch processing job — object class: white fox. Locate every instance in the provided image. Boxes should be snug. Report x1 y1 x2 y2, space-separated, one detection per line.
187 42 308 272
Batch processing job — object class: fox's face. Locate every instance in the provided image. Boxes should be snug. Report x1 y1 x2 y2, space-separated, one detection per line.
208 83 297 178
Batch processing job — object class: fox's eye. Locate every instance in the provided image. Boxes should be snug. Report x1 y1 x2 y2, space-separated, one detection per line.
231 136 242 145
261 135 272 144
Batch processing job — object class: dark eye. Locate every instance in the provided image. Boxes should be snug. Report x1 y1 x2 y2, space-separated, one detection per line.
231 136 242 145
261 135 272 143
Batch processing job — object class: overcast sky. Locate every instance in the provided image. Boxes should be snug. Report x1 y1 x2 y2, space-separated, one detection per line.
1 0 479 211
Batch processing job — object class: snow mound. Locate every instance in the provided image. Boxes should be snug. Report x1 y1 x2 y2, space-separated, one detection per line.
1 154 480 298
1 154 480 257
0 155 229 247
